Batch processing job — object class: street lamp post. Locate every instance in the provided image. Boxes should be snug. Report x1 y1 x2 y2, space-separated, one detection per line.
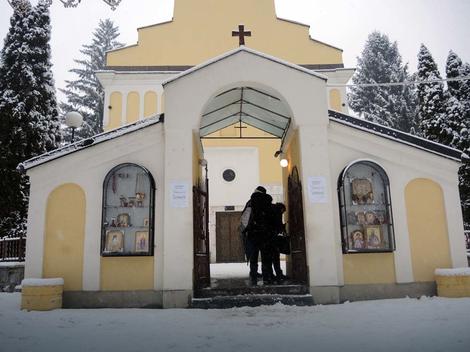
65 111 83 143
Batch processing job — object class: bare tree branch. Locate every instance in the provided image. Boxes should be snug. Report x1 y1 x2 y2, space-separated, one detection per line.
59 0 122 10
8 0 122 10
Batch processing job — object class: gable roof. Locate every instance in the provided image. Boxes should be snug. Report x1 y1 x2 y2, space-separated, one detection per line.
328 110 463 162
162 46 328 86
18 114 164 172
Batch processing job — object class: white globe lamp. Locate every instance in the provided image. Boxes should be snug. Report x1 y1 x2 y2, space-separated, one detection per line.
280 156 289 168
65 111 83 143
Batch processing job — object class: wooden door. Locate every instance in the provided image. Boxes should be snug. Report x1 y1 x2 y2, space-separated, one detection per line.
216 212 245 263
288 167 308 284
193 185 210 290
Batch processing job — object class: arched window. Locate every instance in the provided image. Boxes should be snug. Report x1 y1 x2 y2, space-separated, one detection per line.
338 160 395 253
101 163 155 256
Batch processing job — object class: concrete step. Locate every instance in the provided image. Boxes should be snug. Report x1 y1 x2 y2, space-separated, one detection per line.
191 294 314 309
196 283 309 298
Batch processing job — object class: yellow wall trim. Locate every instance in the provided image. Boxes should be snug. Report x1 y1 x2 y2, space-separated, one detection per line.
107 92 123 131
144 91 158 118
100 257 154 291
126 91 140 124
405 179 452 282
329 89 342 112
43 183 86 291
343 253 396 285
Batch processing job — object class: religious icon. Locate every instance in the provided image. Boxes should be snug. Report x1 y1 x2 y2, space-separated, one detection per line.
351 178 374 205
105 230 124 253
136 192 145 207
366 226 382 249
375 211 387 225
135 231 149 252
117 213 130 227
365 211 377 225
128 197 136 208
119 196 128 207
350 230 365 249
356 211 367 226
143 218 149 227
347 211 357 225
110 217 117 227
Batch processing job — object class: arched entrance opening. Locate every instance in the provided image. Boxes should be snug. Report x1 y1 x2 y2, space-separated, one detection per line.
193 84 308 293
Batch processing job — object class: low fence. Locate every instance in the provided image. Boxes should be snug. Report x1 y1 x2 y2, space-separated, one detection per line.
0 236 26 262
466 231 470 251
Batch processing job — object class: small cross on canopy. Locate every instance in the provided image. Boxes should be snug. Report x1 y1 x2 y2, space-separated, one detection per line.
232 24 251 46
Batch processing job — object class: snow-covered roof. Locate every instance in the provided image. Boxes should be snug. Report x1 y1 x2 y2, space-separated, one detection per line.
329 110 464 162
18 114 164 172
162 46 328 86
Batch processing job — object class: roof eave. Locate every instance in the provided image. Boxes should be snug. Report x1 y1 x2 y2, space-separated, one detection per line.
18 114 165 172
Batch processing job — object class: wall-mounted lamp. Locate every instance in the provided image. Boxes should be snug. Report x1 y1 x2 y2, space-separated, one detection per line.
280 154 289 168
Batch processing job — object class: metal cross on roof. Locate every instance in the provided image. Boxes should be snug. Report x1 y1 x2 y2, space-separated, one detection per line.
232 24 251 46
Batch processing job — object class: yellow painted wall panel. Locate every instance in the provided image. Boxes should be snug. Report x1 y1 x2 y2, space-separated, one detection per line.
405 179 452 282
343 253 396 284
107 0 343 67
100 257 154 291
329 89 342 111
106 92 122 131
126 91 140 124
144 91 158 118
43 184 86 291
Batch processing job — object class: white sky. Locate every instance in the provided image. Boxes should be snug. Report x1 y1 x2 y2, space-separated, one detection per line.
0 0 469 101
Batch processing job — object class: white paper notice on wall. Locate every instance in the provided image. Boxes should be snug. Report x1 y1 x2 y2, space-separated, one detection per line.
170 181 189 208
308 176 328 204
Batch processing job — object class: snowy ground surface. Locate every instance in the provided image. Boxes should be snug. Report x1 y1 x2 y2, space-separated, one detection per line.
1 293 470 352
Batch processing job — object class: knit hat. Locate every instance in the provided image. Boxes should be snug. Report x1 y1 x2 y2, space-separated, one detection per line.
255 186 267 194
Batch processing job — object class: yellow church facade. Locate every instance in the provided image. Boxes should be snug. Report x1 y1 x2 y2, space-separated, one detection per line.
19 0 468 308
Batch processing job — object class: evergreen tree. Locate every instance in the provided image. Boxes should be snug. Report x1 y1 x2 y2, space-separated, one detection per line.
0 0 61 237
416 44 449 143
348 31 417 132
446 50 464 99
445 51 470 226
60 19 123 140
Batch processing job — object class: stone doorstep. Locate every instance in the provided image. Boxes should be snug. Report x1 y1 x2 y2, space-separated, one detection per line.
196 284 309 298
191 294 314 309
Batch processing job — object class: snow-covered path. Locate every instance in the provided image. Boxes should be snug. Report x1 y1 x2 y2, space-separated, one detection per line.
1 293 469 352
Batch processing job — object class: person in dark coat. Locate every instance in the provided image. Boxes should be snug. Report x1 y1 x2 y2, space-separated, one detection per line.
270 202 287 283
243 186 273 285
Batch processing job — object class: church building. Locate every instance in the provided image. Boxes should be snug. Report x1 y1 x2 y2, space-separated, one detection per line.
19 0 468 308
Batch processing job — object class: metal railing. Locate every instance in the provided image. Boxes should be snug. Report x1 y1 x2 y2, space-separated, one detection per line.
465 230 470 252
0 236 26 262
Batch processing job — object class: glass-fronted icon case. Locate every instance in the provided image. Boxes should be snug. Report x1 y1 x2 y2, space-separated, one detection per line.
338 161 395 253
101 164 155 256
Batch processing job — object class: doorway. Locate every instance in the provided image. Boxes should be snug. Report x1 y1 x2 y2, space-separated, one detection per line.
193 85 308 292
216 211 245 263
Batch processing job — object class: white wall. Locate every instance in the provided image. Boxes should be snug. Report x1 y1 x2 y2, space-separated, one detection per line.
204 147 259 207
327 120 468 284
25 123 166 292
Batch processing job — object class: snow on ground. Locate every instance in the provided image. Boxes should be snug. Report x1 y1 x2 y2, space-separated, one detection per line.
1 293 469 352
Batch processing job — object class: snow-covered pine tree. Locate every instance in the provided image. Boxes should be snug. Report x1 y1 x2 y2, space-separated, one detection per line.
0 0 61 237
445 51 470 226
348 31 417 132
7 0 122 10
446 50 464 100
416 44 449 144
60 19 123 140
